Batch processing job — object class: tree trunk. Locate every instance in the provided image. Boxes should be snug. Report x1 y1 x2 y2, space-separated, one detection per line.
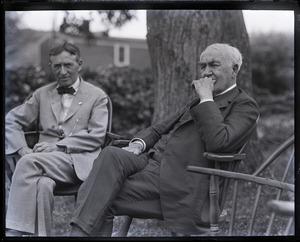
146 10 252 123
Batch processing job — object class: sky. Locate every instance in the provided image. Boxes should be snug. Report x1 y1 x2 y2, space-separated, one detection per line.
10 9 294 39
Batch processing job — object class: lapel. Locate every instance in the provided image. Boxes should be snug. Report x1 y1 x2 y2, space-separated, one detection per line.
180 87 240 126
64 79 89 122
214 86 239 109
177 99 200 126
49 87 62 123
48 79 89 123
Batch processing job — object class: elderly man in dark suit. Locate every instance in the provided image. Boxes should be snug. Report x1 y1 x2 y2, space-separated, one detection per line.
5 42 109 236
69 43 260 236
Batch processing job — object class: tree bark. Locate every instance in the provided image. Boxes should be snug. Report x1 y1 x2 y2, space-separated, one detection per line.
146 10 252 123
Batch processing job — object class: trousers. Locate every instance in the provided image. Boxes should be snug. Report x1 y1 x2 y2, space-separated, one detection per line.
6 152 81 236
71 146 163 236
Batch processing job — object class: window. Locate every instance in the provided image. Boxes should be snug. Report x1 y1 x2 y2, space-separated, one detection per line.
114 43 130 67
119 46 125 63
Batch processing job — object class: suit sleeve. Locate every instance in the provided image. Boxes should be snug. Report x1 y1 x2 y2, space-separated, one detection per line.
190 97 259 153
133 107 186 151
5 94 40 154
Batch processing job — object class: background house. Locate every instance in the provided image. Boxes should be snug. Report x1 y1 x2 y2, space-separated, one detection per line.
5 29 151 72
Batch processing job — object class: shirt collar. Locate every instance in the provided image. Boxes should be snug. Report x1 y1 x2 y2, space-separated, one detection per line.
71 77 80 94
216 83 237 97
57 77 80 95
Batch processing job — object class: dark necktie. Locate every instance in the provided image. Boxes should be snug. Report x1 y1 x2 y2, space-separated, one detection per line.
57 86 76 95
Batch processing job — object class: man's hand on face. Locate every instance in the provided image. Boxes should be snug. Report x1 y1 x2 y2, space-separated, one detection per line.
192 77 216 101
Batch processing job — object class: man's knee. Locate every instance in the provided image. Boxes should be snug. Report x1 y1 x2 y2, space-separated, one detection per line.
95 146 125 167
12 154 43 183
16 153 39 170
101 146 122 158
12 154 38 183
37 176 56 194
93 146 146 178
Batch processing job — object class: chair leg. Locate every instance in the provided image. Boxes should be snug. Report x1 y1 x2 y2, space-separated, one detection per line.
209 174 220 233
118 216 133 237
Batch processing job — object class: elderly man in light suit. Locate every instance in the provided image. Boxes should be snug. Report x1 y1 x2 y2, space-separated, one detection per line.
69 43 260 236
5 42 108 236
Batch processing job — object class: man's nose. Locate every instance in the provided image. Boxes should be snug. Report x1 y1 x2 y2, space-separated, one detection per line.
59 66 67 75
202 66 213 78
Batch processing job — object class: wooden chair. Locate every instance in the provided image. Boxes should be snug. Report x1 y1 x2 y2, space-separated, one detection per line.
187 135 294 236
115 118 259 237
267 200 294 217
53 95 121 196
5 94 121 201
115 139 251 237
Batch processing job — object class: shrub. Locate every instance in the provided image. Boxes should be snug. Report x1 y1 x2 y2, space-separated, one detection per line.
250 32 294 94
81 66 154 137
5 66 49 114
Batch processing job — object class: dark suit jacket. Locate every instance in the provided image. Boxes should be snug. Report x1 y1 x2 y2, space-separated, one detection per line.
134 86 259 234
5 79 108 181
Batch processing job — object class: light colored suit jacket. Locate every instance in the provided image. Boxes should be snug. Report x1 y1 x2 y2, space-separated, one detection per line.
134 87 260 234
5 78 108 181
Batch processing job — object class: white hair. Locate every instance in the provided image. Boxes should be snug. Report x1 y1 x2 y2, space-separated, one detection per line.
203 43 243 73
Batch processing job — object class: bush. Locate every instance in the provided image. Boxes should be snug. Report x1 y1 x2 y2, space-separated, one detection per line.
5 66 154 138
81 66 154 137
5 66 50 114
250 32 294 94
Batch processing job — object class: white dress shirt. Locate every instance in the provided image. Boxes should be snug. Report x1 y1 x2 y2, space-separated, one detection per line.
58 78 80 125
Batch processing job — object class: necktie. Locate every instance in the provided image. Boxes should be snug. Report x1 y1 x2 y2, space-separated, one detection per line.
57 86 76 95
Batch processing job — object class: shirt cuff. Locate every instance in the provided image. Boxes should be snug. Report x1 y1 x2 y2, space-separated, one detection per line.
130 138 146 152
199 99 214 104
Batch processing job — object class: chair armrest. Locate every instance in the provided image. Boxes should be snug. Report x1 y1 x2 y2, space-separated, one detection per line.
105 132 131 147
105 132 125 140
187 166 294 192
267 200 294 217
112 140 130 147
6 153 20 159
203 152 245 162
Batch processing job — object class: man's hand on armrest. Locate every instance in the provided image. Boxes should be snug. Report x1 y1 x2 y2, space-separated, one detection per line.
122 141 143 156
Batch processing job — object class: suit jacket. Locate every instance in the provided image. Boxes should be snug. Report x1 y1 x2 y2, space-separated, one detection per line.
5 78 108 181
134 87 260 234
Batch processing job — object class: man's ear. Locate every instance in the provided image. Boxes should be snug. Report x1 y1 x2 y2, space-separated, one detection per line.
78 58 83 71
48 62 53 72
232 64 239 74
